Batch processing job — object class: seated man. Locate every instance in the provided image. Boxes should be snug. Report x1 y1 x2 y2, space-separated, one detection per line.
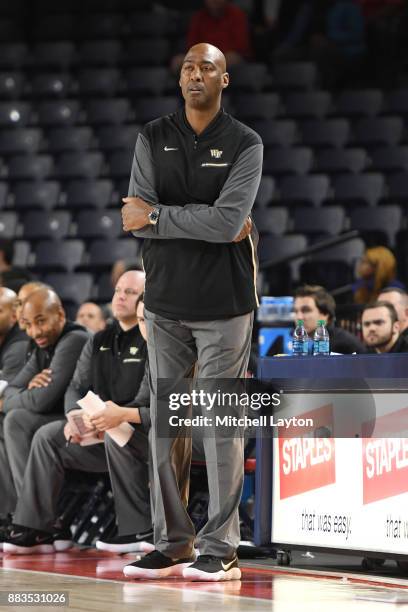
0 287 29 392
362 300 408 353
0 288 89 519
294 284 366 354
75 301 107 334
378 287 408 341
4 271 153 555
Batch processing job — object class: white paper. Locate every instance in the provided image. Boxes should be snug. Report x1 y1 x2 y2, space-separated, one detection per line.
77 391 134 447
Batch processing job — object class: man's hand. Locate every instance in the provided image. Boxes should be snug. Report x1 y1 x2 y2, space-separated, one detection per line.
28 369 52 390
88 401 125 432
233 217 252 242
63 422 82 445
121 197 154 232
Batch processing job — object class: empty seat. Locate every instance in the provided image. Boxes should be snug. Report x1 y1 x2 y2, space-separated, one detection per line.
65 179 113 209
78 68 121 97
299 260 353 291
0 183 8 208
300 119 350 149
251 120 297 148
0 211 18 238
37 100 81 126
228 63 268 92
0 43 27 69
122 39 170 66
97 125 139 152
85 99 130 125
335 89 383 117
134 97 180 123
386 172 408 204
13 181 60 210
371 146 408 173
0 128 42 154
253 207 288 235
311 237 365 264
30 73 71 98
278 175 330 207
126 68 172 95
259 234 308 280
352 117 403 147
47 127 94 152
314 148 368 174
29 42 76 69
13 240 30 267
87 238 139 269
44 272 94 305
292 206 345 236
233 93 280 120
54 152 104 179
254 176 275 208
22 211 71 241
349 205 402 247
76 210 122 239
0 102 31 126
32 239 85 272
284 91 332 118
108 151 133 179
331 173 385 207
273 62 318 90
264 147 313 175
0 72 24 98
78 40 123 66
8 155 54 180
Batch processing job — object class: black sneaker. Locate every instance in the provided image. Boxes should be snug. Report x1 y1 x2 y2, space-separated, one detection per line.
183 554 241 581
3 526 73 555
123 550 196 579
0 515 13 551
96 530 154 554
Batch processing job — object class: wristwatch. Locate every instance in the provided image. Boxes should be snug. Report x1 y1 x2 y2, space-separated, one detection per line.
148 207 160 225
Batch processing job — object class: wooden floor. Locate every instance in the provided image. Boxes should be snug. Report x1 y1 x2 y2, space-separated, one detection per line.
1 549 408 611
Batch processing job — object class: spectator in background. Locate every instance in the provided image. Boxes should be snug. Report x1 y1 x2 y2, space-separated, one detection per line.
0 288 29 393
171 0 251 71
353 246 404 305
0 288 88 522
0 239 32 293
362 300 408 353
75 302 106 334
15 281 50 331
294 284 366 353
378 287 408 341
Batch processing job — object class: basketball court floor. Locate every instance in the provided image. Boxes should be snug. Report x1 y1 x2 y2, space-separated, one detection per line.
1 549 408 611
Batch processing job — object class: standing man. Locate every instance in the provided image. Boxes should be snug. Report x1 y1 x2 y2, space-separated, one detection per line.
121 43 263 581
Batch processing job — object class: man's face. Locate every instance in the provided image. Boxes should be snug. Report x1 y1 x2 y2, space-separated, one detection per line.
136 301 147 341
293 296 328 335
378 291 408 330
22 302 65 348
112 277 141 322
76 302 106 333
16 285 37 330
362 306 399 350
179 47 228 110
0 299 15 336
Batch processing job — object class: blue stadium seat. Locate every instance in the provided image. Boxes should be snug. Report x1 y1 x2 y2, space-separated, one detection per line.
335 89 383 117
0 211 18 238
78 68 121 97
386 172 408 205
76 210 122 239
85 99 131 125
38 100 81 126
8 154 54 180
254 176 276 208
251 120 297 148
300 119 350 149
260 234 308 281
65 179 113 209
233 93 280 120
44 272 94 305
253 208 289 235
108 151 133 179
22 211 71 241
284 91 332 118
371 146 408 173
264 147 313 175
13 181 60 210
0 129 42 155
349 205 402 248
30 73 71 99
47 127 94 153
292 206 345 236
352 117 403 147
87 238 140 270
278 175 330 207
331 173 385 207
314 148 368 174
32 239 85 272
310 237 365 264
54 152 104 179
96 125 139 152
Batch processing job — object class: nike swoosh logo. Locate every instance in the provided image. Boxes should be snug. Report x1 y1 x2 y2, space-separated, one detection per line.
221 559 236 571
99 347 110 351
164 146 178 151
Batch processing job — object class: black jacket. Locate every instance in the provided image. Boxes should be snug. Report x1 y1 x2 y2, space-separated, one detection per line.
129 108 263 320
0 323 29 385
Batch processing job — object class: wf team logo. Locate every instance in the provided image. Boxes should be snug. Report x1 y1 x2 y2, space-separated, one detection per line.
362 407 408 504
279 404 336 499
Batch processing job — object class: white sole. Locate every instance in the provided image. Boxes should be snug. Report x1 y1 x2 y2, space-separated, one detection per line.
53 540 73 552
183 567 242 582
3 543 54 555
96 541 155 554
123 561 193 580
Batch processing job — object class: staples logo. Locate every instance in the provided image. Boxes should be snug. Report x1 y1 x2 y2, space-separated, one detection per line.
279 404 336 499
362 406 408 504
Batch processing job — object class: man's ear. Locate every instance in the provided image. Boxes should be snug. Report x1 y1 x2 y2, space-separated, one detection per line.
222 72 229 89
394 320 400 335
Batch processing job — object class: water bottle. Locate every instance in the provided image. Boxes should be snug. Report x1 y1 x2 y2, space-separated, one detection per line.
313 320 330 356
292 319 309 356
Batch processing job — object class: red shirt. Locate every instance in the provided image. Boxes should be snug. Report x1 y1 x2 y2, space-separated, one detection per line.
187 3 251 58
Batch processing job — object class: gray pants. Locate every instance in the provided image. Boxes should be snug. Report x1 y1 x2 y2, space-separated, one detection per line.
14 419 151 535
145 308 253 559
0 410 61 515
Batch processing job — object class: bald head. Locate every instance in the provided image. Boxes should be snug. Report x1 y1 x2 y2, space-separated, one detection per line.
22 288 66 349
0 287 17 338
180 43 229 112
16 281 50 330
112 270 145 330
